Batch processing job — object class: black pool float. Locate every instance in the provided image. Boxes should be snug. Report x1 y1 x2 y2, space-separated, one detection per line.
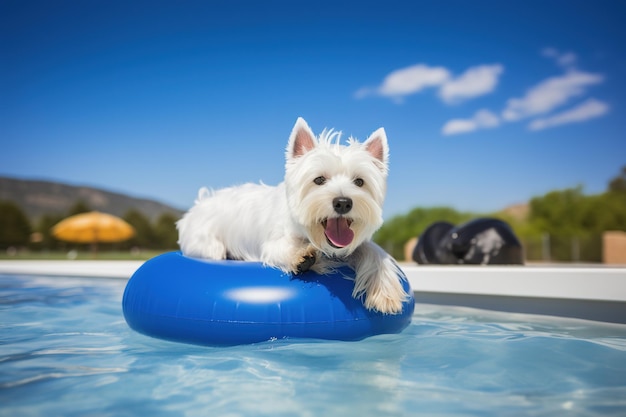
413 218 524 265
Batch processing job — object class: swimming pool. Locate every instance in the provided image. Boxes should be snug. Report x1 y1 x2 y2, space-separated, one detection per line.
2 273 626 416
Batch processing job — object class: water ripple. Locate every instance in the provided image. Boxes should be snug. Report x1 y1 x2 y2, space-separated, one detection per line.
2 274 626 417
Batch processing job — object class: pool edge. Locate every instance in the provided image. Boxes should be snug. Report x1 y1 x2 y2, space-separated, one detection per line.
1 260 625 324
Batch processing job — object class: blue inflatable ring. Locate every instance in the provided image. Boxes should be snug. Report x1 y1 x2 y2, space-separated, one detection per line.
123 251 414 345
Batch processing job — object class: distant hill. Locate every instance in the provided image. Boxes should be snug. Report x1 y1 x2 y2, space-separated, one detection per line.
0 176 184 221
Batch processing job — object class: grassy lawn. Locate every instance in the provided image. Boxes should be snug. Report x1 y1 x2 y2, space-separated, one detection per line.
0 249 171 261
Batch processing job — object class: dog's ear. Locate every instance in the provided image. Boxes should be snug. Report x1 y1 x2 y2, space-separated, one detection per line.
287 117 317 159
364 128 389 166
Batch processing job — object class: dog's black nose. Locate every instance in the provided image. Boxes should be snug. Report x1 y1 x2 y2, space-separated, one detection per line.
333 197 353 214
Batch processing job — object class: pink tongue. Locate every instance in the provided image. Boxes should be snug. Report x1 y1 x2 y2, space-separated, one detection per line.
324 218 354 248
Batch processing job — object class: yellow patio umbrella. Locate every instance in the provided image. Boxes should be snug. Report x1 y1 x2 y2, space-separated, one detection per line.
52 211 135 254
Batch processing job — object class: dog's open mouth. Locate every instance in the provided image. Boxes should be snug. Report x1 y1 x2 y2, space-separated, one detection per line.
322 217 354 248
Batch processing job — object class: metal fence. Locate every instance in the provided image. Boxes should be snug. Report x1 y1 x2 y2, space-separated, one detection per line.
518 234 603 263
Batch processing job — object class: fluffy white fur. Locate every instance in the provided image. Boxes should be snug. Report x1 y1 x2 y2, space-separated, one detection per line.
177 117 408 314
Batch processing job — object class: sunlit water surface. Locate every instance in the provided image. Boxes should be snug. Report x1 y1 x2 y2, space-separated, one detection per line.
2 274 626 417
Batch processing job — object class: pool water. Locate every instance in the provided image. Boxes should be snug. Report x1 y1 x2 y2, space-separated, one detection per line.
1 274 626 417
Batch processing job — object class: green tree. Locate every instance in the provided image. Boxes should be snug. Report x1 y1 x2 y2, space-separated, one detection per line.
374 207 477 259
529 183 626 235
528 186 588 236
68 200 91 216
593 192 626 232
37 213 65 250
154 213 179 249
608 165 626 193
123 209 155 248
0 201 32 249
526 182 626 261
603 165 626 231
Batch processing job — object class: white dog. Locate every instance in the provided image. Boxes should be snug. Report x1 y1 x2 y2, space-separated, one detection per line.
177 117 408 314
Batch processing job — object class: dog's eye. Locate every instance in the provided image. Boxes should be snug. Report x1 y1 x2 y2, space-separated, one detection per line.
313 176 326 185
353 178 364 187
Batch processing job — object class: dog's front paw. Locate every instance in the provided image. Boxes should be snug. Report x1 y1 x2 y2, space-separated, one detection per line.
364 288 405 315
296 252 316 274
292 246 317 275
356 260 408 315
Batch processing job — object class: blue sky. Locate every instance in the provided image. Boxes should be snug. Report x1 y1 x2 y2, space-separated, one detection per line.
2 0 625 219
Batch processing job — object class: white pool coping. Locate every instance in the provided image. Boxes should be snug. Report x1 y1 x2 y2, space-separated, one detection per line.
2 259 625 323
1 259 625 302
401 264 626 303
0 260 142 279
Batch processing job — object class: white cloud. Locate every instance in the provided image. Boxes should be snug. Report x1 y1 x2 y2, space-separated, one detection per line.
528 98 609 131
442 109 500 135
502 70 604 121
358 52 609 135
542 47 578 68
375 64 451 97
353 87 374 99
439 64 504 104
441 119 477 135
474 109 500 128
355 63 503 103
